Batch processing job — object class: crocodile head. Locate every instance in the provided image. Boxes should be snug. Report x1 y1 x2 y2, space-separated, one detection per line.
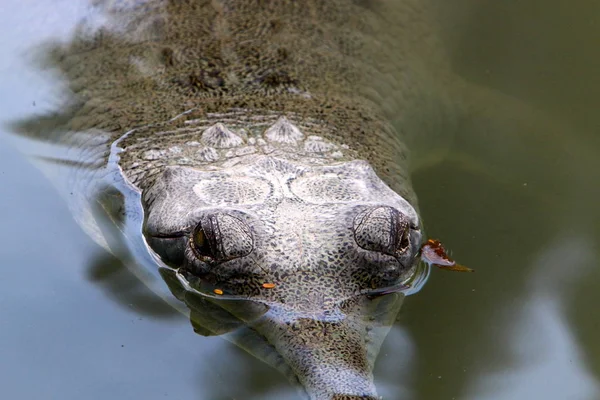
134 116 424 399
7 0 445 397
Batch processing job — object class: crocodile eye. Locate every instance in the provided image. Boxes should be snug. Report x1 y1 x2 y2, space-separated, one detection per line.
398 224 410 253
190 213 254 262
192 223 217 260
353 206 413 257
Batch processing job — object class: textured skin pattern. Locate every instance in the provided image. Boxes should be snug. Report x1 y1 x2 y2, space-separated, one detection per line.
19 0 455 201
141 137 422 398
13 1 456 399
144 156 421 304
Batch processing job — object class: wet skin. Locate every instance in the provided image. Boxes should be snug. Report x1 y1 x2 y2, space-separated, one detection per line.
10 0 590 399
11 2 440 397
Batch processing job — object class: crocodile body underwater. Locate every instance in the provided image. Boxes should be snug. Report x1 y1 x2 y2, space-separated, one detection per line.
9 0 560 398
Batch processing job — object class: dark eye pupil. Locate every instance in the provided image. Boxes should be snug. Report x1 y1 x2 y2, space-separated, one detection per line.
192 227 215 258
398 225 410 252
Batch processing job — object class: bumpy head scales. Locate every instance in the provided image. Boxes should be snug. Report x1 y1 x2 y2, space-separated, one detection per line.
136 117 422 399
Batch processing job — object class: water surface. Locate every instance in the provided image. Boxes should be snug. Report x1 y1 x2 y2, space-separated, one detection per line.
1 1 599 399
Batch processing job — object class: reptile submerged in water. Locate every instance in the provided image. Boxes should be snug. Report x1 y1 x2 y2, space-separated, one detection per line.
10 0 579 399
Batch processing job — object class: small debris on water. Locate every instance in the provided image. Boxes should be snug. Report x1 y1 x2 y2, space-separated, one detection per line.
420 239 473 272
213 288 224 295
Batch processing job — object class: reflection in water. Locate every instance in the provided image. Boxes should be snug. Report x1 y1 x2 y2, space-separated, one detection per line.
372 325 416 399
466 235 599 400
402 148 600 399
3 0 600 399
86 251 180 318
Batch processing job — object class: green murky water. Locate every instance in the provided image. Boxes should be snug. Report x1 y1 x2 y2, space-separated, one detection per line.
1 1 599 399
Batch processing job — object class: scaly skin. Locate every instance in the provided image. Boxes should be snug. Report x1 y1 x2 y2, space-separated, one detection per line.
11 1 462 398
20 0 456 203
